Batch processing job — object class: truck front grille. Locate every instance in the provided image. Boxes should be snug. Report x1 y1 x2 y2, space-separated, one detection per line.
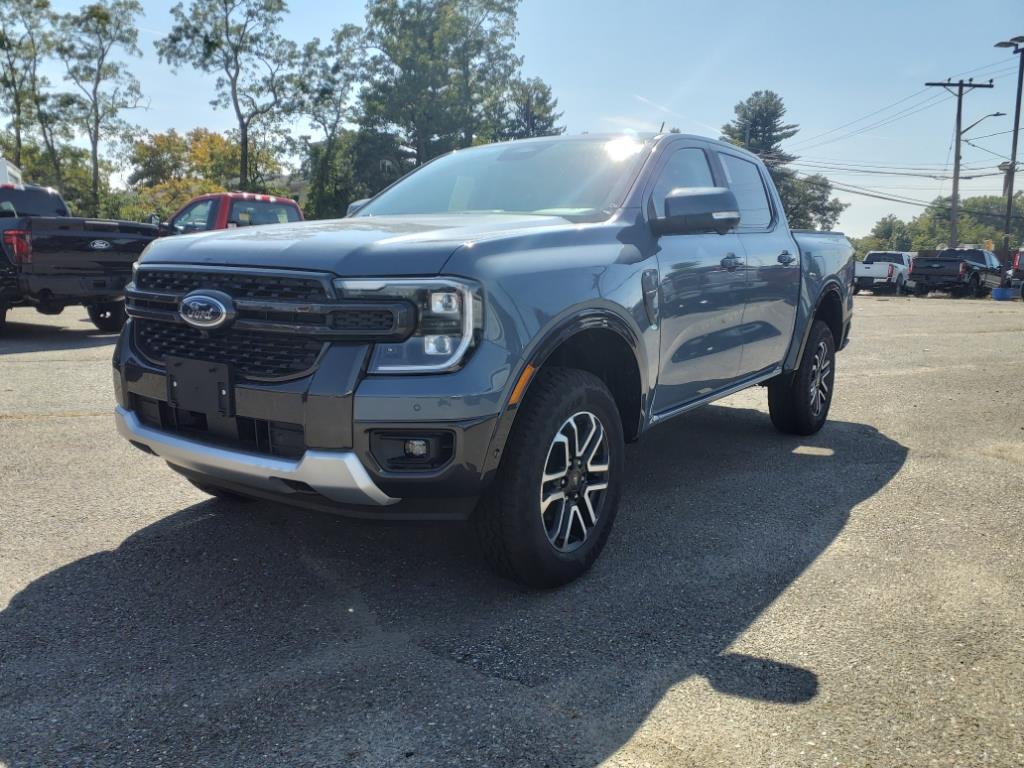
134 319 324 380
135 269 327 302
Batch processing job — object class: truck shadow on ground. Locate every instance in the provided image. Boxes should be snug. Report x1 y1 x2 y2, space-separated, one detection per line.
0 405 907 767
0 312 118 353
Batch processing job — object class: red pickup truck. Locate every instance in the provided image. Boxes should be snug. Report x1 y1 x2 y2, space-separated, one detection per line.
162 192 303 235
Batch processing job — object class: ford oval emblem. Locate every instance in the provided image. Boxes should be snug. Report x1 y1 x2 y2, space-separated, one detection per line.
90 239 111 250
179 291 235 330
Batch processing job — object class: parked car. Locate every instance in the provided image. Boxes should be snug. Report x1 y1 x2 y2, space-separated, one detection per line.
1008 249 1024 299
0 183 158 333
160 192 303 235
854 251 915 295
112 133 854 587
909 247 1003 297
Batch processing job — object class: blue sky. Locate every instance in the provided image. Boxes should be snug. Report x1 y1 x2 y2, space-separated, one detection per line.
48 0 1024 235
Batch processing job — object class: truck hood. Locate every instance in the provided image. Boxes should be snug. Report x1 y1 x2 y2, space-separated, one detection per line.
139 213 575 276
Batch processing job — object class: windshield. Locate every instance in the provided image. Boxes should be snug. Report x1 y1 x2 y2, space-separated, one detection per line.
0 187 69 217
356 137 650 222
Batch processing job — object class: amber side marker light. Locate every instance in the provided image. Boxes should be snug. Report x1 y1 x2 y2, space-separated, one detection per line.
508 363 537 406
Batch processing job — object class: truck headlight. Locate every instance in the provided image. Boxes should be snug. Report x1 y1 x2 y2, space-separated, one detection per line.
333 278 483 373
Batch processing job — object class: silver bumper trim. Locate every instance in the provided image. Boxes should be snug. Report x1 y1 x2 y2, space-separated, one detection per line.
115 406 399 506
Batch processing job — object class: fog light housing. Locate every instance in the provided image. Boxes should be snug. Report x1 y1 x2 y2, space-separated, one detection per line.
370 431 455 471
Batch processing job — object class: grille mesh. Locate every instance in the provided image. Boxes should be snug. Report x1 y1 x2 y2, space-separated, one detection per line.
331 308 396 332
134 319 324 379
135 270 327 302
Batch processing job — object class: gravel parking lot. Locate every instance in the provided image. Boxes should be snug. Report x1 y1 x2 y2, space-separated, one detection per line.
1 295 1022 767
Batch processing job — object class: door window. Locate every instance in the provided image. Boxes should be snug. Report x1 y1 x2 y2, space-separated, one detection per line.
172 200 216 233
649 148 715 218
718 153 773 230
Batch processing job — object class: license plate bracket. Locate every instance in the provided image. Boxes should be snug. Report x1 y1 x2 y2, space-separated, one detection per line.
166 356 234 417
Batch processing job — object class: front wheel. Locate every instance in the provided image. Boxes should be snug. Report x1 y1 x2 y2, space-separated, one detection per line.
87 301 127 332
767 320 836 436
473 368 624 588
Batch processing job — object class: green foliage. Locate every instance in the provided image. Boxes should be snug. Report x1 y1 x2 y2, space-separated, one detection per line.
156 0 299 190
492 76 564 141
722 90 847 231
56 0 144 216
361 0 522 164
105 176 225 222
853 193 1024 260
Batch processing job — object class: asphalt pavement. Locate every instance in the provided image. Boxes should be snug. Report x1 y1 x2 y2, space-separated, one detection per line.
1 295 1022 767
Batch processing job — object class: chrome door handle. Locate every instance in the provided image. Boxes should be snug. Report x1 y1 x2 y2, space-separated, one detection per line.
720 253 741 271
778 250 796 265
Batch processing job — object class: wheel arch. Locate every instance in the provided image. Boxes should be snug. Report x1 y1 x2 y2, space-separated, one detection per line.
481 306 649 478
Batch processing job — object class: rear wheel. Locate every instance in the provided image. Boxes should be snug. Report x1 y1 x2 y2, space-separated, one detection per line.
87 301 127 332
966 274 981 298
768 320 836 436
473 367 624 588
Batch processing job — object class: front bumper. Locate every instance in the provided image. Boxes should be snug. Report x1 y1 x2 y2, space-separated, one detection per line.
116 406 398 506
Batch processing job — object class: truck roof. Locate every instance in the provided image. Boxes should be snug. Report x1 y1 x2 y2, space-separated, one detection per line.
191 191 299 205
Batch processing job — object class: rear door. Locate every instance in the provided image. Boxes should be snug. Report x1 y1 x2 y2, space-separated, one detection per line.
715 150 801 377
650 141 747 413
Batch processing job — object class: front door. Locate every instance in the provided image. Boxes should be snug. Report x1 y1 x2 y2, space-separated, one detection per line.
716 150 801 377
649 144 747 414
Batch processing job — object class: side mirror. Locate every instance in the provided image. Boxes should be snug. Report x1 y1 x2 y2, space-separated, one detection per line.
347 198 369 217
654 187 741 236
145 212 160 225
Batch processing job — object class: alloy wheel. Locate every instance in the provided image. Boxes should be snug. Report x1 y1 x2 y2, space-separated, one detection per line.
539 411 610 552
808 341 832 418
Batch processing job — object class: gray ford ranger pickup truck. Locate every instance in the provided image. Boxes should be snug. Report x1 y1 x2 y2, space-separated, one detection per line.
112 133 853 587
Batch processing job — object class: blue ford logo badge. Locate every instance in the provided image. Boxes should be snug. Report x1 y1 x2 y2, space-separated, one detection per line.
179 291 235 330
90 239 111 250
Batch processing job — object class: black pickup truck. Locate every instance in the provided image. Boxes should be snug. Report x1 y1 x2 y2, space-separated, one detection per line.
0 184 158 332
908 247 1003 298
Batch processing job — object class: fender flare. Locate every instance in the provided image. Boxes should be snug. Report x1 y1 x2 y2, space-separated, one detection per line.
479 305 649 478
787 280 845 372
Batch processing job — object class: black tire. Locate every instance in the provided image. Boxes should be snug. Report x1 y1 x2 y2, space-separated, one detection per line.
768 320 836 436
915 285 928 297
0 305 7 334
87 301 127 332
966 274 981 299
473 367 625 588
895 275 906 295
852 285 860 295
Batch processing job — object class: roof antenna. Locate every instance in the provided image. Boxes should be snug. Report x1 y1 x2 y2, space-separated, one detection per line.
658 121 665 133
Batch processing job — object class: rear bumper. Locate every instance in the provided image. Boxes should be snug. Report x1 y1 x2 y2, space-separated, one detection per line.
116 406 398 506
20 272 130 302
910 275 965 290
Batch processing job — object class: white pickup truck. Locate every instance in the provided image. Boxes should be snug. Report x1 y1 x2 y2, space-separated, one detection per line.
854 251 915 295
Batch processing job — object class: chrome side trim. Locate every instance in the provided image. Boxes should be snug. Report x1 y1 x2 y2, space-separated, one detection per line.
115 406 399 506
648 367 782 426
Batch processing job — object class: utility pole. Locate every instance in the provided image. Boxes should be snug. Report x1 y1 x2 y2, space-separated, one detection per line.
995 37 1024 265
925 78 994 247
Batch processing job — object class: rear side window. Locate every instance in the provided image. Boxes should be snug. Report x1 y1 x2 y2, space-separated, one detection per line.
864 252 904 265
0 187 69 217
228 200 300 227
649 148 715 217
718 153 773 229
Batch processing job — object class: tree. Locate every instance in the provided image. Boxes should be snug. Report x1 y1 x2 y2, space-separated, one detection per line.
722 90 847 230
297 24 363 218
57 0 144 216
361 0 523 165
156 0 299 191
127 129 190 187
497 76 563 140
0 0 50 167
721 90 797 170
